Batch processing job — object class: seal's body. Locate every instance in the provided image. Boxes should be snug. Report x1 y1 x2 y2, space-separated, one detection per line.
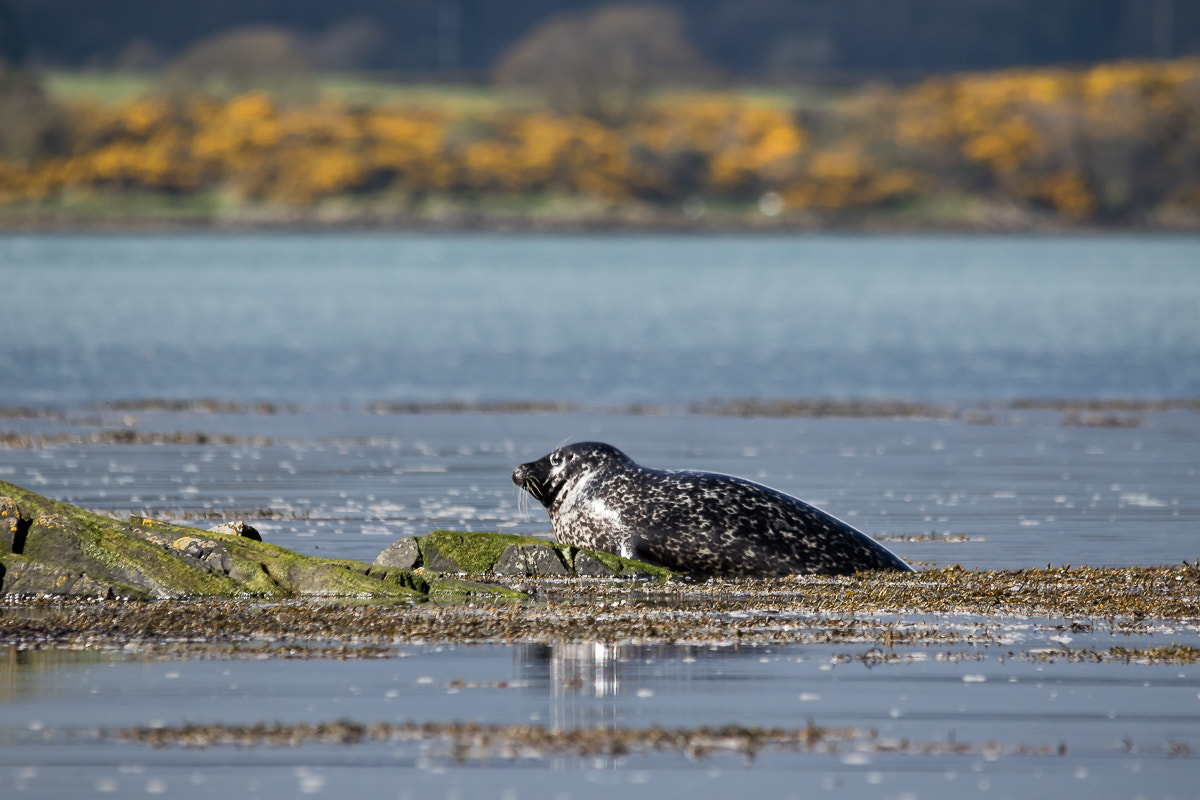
512 442 911 577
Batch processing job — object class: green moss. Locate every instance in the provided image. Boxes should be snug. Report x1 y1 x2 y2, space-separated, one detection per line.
260 556 419 598
420 530 676 578
0 551 152 599
226 559 287 597
380 569 429 594
0 482 670 602
578 548 676 578
0 481 429 601
422 530 557 575
125 516 426 599
14 493 241 598
91 526 243 598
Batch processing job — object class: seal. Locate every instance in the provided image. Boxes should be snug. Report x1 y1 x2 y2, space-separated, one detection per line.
512 442 912 577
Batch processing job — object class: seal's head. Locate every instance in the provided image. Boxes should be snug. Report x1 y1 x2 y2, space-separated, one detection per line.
512 442 632 509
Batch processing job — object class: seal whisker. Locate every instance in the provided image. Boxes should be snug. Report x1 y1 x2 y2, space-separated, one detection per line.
515 484 529 518
526 475 544 501
518 478 540 515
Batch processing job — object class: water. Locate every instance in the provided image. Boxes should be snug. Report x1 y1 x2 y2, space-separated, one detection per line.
2 234 1198 404
2 233 1199 798
3 637 1199 799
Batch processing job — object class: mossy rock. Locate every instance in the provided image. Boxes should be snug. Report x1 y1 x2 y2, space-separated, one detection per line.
0 481 515 602
0 481 673 601
394 529 676 579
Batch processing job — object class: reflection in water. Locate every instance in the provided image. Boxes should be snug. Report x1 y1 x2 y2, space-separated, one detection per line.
0 645 113 705
515 642 701 735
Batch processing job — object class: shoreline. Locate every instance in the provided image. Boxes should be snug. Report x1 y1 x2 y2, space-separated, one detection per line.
3 203 1198 236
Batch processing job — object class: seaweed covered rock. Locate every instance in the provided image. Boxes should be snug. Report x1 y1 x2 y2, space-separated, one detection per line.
0 481 520 602
373 530 674 579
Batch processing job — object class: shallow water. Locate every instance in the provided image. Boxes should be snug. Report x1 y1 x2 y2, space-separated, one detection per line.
2 233 1199 798
3 629 1199 799
3 409 1200 569
2 408 1198 798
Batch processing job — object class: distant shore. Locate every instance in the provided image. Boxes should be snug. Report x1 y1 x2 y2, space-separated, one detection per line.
3 202 1198 235
7 60 1200 235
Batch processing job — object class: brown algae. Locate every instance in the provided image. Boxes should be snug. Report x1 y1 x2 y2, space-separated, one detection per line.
2 564 1197 651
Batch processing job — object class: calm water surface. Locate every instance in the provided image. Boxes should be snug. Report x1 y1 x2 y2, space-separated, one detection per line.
3 635 1199 799
2 234 1198 798
2 233 1198 404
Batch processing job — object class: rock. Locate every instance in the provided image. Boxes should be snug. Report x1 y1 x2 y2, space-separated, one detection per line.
0 480 672 602
208 521 262 541
143 531 234 575
421 544 461 574
494 543 571 577
372 530 675 579
573 552 616 577
418 530 540 575
0 558 129 599
375 537 421 570
0 480 516 602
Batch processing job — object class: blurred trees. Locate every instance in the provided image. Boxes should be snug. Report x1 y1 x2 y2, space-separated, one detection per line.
493 4 709 122
0 0 67 163
1 57 1198 224
10 0 1200 76
308 17 386 71
0 69 67 162
162 26 316 103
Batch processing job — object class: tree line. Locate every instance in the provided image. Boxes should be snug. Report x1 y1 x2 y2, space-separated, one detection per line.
3 0 1197 76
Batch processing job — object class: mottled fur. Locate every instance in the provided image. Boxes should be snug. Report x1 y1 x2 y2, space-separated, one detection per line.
512 442 912 577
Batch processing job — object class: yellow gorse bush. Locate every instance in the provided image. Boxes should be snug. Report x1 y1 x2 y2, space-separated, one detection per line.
896 58 1200 217
459 112 629 196
1 58 1197 220
0 90 811 206
631 99 806 196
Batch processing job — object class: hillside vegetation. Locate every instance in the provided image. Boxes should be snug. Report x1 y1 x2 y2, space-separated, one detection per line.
2 58 1198 228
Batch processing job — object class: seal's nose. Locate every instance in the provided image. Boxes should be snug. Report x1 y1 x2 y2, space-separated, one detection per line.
511 464 528 486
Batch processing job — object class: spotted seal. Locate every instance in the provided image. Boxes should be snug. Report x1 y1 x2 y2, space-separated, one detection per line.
512 442 911 577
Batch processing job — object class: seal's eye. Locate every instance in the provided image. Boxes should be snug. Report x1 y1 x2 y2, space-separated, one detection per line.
549 451 564 467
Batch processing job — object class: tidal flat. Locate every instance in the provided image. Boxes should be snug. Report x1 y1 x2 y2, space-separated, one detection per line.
1 406 1198 800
